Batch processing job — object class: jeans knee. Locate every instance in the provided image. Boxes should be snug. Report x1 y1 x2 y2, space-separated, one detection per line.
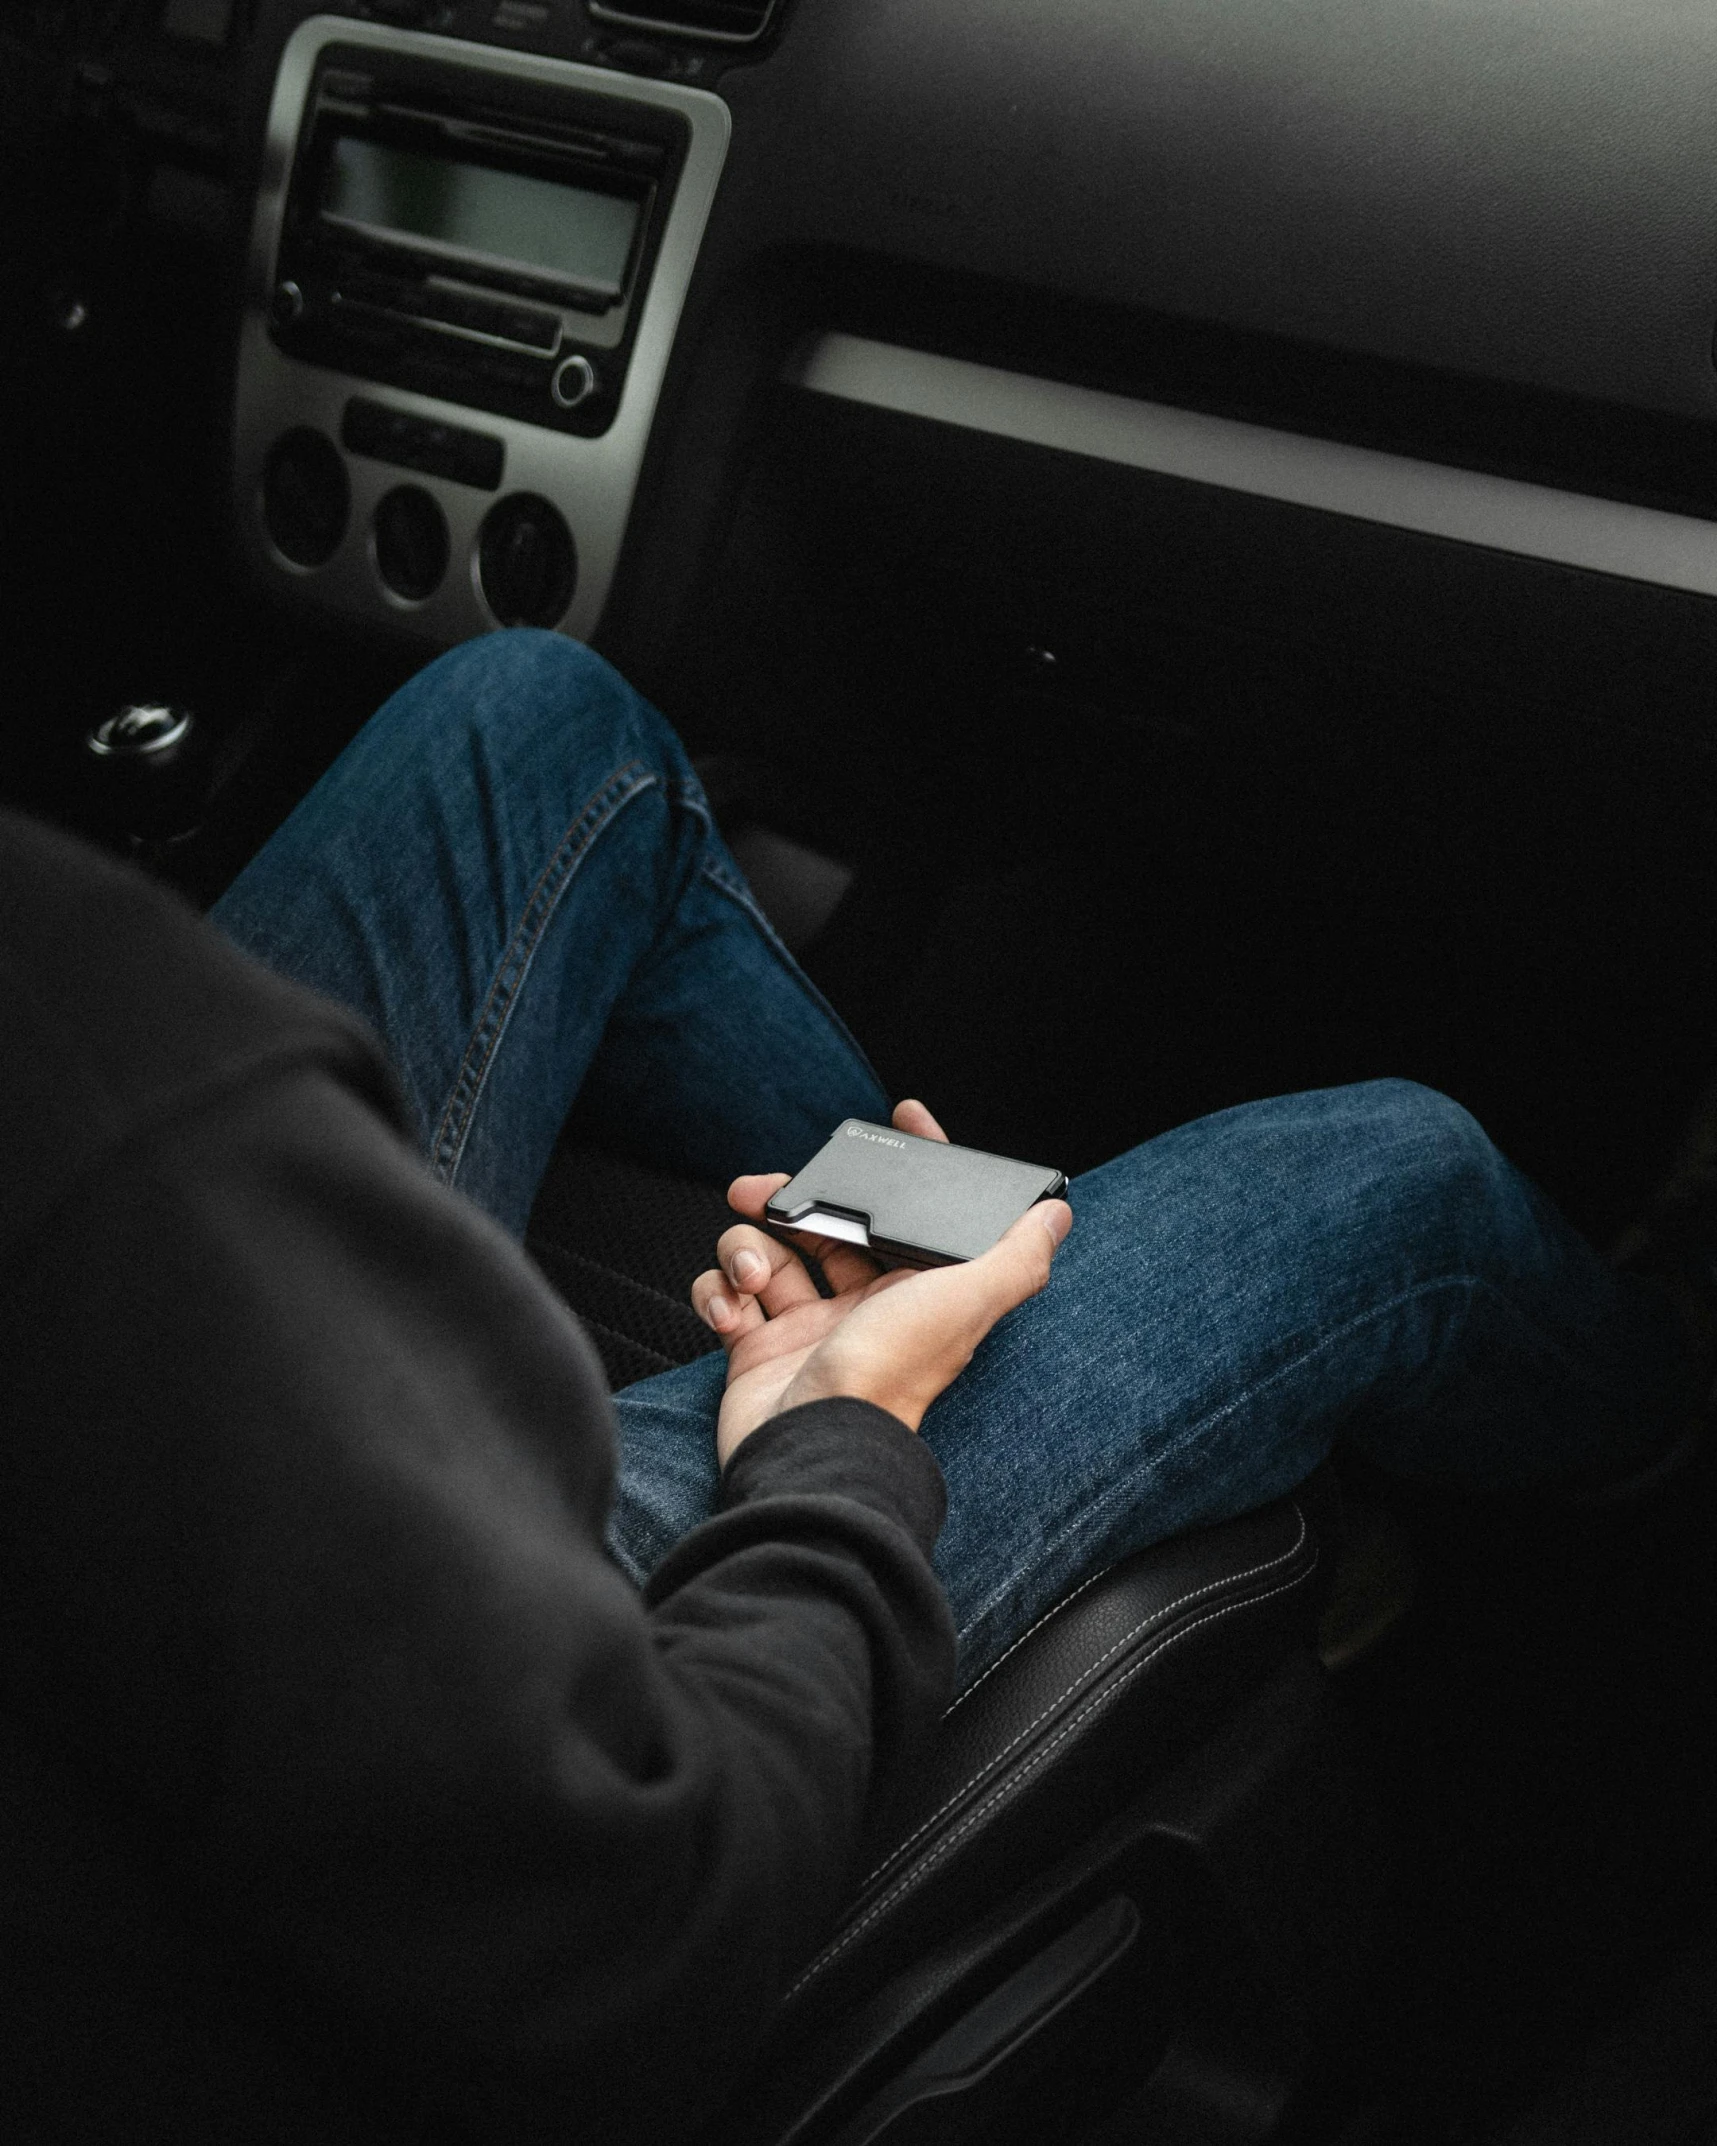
399 629 684 788
1347 1078 1518 1257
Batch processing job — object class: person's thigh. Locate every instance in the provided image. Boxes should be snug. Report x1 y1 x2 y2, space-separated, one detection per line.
213 629 883 1235
609 1079 1693 1687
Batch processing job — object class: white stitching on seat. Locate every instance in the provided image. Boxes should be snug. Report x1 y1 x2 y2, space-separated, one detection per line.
785 1557 1316 2005
859 1507 1309 1892
945 1562 1117 1713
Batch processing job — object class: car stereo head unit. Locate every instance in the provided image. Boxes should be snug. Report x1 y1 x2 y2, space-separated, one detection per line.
270 45 689 437
235 18 728 647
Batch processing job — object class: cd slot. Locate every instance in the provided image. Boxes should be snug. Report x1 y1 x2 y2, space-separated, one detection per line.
339 274 566 349
331 281 564 358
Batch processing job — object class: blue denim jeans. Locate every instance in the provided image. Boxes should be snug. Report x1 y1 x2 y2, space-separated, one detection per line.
214 630 1694 1686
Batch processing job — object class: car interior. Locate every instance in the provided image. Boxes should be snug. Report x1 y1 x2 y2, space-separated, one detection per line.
5 2 1717 2141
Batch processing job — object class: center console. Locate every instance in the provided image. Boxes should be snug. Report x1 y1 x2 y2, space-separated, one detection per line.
233 13 728 643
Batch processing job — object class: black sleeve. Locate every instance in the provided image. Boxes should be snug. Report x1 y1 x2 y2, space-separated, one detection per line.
0 1061 956 2141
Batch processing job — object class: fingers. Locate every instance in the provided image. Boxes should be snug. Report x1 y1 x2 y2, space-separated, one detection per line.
959 1198 1073 1327
712 1222 823 1319
725 1167 883 1293
690 1264 767 1341
892 1097 950 1143
768 1197 1073 1431
726 1170 790 1222
693 1218 813 1343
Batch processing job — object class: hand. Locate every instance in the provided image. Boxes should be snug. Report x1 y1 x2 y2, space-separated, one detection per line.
691 1100 1073 1467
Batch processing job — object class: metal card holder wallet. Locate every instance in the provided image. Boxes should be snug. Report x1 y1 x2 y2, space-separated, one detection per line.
765 1120 1068 1268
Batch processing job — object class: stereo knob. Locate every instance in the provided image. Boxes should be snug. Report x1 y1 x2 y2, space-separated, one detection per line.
478 494 577 628
262 428 349 568
86 703 193 763
373 485 449 602
551 354 597 410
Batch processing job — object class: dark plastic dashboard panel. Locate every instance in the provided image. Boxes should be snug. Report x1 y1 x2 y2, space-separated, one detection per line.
248 0 1717 425
237 0 1717 676
704 0 1717 423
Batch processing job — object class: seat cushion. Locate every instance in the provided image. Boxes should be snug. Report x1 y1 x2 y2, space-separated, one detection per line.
787 1491 1325 2023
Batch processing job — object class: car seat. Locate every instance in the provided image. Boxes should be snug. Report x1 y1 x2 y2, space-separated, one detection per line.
526 1141 1387 2145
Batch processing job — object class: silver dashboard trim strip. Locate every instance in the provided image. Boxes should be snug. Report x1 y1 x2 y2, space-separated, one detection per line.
788 332 1717 602
235 16 730 646
587 0 776 44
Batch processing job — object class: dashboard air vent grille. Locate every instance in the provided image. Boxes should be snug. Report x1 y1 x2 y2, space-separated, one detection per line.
588 0 777 42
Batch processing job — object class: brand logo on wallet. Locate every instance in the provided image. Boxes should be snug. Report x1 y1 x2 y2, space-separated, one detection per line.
846 1124 907 1149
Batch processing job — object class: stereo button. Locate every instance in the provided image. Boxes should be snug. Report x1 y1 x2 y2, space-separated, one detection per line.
479 494 577 628
604 37 671 74
341 400 505 491
551 354 597 410
262 428 348 568
373 486 449 602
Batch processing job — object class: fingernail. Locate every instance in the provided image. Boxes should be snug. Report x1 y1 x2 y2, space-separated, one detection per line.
730 1249 766 1288
705 1290 733 1328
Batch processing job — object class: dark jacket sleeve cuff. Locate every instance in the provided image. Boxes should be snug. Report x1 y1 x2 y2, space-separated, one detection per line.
717 1397 948 1560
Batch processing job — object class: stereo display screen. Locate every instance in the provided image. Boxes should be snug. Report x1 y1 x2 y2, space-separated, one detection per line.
321 138 642 298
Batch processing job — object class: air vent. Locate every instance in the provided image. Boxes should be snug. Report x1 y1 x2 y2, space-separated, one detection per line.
587 0 778 43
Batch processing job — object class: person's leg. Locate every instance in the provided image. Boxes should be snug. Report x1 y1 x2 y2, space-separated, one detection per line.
212 630 886 1237
609 1079 1699 1688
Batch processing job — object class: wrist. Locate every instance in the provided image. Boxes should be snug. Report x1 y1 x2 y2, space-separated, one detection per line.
779 1362 926 1434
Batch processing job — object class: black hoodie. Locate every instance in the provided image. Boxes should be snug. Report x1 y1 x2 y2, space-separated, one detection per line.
0 806 955 2144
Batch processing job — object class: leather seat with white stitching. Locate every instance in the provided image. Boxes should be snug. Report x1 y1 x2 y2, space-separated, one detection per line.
529 1144 1367 2145
781 1493 1324 2022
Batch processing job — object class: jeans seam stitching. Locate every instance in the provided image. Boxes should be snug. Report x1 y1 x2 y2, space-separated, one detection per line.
431 760 657 1183
693 855 882 1096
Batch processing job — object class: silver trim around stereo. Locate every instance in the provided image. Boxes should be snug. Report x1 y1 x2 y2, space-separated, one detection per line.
588 0 776 44
235 15 729 646
786 332 1717 604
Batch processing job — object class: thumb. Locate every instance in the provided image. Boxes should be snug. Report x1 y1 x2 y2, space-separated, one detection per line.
960 1198 1073 1323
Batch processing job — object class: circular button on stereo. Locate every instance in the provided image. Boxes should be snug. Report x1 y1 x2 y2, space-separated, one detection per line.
373 485 449 602
269 279 304 330
478 494 577 628
551 354 597 410
262 428 349 568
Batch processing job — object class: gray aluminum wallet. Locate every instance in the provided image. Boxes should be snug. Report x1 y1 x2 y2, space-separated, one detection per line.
765 1120 1068 1267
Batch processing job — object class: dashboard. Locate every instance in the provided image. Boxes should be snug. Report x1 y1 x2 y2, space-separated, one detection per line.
13 0 1717 750
231 0 1717 634
22 5 1717 602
